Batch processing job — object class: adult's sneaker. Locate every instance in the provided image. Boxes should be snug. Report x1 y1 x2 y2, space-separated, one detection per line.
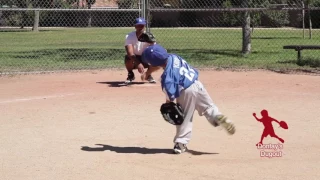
125 72 135 84
147 75 156 83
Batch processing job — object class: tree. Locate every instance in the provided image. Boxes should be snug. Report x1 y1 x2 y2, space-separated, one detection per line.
86 0 96 8
16 0 29 29
86 0 96 27
301 0 318 39
242 0 251 54
306 0 313 39
0 0 32 28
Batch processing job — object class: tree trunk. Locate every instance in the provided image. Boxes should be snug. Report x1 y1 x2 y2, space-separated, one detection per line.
252 26 254 35
18 1 28 29
242 11 251 54
88 4 92 27
20 12 27 29
242 0 251 55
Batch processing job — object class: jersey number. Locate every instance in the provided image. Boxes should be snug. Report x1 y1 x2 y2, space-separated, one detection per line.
179 60 195 81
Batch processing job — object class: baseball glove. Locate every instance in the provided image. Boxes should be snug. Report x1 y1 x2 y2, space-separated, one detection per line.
138 32 156 43
279 121 288 129
160 102 184 125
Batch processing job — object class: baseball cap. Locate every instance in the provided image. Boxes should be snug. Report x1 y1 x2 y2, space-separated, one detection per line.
134 17 146 25
142 44 169 66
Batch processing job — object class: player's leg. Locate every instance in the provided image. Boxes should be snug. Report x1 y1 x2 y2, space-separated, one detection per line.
124 55 136 84
193 80 236 135
174 83 197 154
144 65 162 83
270 133 285 143
259 135 265 144
278 137 284 143
259 131 268 144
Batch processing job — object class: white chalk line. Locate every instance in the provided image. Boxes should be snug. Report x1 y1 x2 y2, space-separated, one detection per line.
0 93 79 104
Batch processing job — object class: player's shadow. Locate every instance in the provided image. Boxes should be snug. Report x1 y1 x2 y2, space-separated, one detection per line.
96 81 145 87
80 144 218 155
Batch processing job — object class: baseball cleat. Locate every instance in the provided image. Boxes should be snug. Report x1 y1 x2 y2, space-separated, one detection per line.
147 75 156 83
173 143 188 154
125 72 135 84
215 115 236 135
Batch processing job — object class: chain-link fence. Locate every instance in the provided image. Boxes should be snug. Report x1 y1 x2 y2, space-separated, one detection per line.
147 0 320 73
0 0 144 74
1 0 320 75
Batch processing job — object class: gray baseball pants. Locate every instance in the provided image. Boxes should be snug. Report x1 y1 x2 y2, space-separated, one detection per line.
175 80 222 144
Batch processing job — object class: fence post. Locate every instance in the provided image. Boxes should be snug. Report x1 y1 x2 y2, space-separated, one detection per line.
138 0 141 17
141 0 146 19
33 10 40 32
145 0 150 33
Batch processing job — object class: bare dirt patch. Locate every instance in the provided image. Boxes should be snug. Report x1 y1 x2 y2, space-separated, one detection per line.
1 69 319 180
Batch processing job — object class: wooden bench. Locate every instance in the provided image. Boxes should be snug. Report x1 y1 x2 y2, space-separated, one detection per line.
283 45 320 61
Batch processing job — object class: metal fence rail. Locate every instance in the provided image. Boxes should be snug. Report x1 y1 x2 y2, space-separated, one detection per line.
1 0 320 75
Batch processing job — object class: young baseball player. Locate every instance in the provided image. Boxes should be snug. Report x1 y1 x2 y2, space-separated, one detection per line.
141 44 236 154
124 17 158 84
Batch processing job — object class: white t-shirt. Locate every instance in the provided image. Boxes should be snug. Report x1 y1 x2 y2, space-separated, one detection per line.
124 31 150 56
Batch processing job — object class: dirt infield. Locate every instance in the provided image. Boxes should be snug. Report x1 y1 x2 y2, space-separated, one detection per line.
1 69 319 180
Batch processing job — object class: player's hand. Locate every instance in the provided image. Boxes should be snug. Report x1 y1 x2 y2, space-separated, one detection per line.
137 63 145 74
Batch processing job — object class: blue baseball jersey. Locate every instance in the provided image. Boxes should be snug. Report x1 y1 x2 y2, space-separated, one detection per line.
161 54 199 101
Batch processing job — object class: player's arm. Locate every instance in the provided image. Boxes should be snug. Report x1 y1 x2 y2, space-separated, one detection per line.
125 45 136 62
125 43 144 73
271 117 280 124
252 113 262 122
166 99 172 103
125 34 142 65
163 85 176 103
162 75 177 103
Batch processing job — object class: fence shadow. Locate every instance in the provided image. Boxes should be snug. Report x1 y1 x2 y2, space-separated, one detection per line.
251 37 300 40
0 28 64 33
11 48 124 61
7 48 243 63
169 49 242 59
81 144 219 155
277 58 320 68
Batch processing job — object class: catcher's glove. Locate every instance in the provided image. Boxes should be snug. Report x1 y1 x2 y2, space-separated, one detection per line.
279 121 288 129
160 102 184 125
138 32 156 43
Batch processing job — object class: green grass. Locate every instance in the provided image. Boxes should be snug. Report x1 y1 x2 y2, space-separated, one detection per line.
0 27 320 74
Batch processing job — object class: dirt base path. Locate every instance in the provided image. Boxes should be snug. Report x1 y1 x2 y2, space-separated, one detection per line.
1 69 319 180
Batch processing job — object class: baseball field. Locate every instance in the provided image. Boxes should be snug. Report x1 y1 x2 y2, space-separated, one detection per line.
1 68 319 180
1 28 320 74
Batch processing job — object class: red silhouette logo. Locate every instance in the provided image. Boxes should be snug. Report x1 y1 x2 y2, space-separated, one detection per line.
253 109 288 146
